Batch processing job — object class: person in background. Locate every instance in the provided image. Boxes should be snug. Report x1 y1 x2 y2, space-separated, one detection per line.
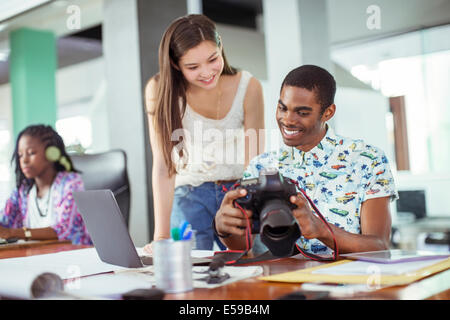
0 124 92 245
144 14 264 252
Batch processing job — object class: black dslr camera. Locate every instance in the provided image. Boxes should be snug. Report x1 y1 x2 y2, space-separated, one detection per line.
235 168 301 257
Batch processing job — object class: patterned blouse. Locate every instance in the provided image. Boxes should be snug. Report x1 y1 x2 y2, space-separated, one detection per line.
0 171 92 245
244 126 398 255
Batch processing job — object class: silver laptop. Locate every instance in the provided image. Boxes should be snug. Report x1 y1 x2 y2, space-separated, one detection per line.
73 190 154 268
74 190 211 268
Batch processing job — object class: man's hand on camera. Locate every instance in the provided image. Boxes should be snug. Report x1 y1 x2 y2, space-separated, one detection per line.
290 193 327 240
215 188 253 237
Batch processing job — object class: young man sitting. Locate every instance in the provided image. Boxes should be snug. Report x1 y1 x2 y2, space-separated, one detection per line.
214 65 398 257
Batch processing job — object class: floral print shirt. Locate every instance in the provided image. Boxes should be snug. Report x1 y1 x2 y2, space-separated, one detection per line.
244 126 398 255
0 171 92 245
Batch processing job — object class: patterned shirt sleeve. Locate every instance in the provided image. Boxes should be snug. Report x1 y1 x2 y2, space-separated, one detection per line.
244 149 283 180
243 153 268 180
51 173 92 245
360 146 398 203
0 189 23 228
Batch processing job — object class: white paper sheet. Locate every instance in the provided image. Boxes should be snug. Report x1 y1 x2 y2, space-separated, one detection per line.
0 248 222 299
0 269 63 299
66 272 154 299
0 248 126 280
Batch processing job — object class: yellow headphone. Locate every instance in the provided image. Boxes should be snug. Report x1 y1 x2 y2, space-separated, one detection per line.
45 146 71 171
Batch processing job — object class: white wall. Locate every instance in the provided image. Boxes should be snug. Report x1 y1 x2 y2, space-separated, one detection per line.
216 23 267 81
333 86 399 219
57 58 103 107
56 57 110 153
333 87 392 160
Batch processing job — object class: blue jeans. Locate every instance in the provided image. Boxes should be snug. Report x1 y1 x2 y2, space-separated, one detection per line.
171 182 235 250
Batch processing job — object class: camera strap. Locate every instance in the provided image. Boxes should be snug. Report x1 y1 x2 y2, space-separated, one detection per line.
289 179 339 262
213 249 291 266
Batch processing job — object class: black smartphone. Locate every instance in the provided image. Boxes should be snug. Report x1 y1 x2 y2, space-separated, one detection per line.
0 237 19 245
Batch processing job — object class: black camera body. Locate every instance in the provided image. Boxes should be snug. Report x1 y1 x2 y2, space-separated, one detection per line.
235 168 301 257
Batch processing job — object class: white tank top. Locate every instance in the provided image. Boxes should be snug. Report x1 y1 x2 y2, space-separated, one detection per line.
174 70 252 187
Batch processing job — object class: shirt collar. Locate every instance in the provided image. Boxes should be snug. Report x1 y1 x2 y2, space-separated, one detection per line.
281 124 339 162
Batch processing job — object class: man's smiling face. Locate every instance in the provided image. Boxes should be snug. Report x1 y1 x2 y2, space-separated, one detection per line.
276 85 335 152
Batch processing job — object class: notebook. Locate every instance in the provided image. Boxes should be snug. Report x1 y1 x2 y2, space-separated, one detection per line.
73 190 211 268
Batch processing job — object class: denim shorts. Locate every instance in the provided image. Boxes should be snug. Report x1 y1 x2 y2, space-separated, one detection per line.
171 182 236 250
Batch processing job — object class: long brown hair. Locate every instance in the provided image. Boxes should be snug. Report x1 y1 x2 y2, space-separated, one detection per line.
148 14 237 176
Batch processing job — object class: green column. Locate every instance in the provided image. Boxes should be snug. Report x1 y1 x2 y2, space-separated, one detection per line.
9 28 57 137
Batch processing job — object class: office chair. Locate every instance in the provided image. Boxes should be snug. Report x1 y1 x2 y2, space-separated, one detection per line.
71 149 131 227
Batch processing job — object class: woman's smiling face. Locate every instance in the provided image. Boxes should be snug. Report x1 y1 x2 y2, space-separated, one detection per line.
178 40 224 90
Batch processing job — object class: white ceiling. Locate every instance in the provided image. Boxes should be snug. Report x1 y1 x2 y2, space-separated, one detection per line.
0 0 51 22
1 0 449 47
0 0 103 51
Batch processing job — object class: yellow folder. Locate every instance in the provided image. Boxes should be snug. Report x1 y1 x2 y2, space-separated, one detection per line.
259 258 450 286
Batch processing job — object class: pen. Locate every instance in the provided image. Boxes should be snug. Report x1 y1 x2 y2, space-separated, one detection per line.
171 227 181 241
172 221 192 241
179 221 190 239
182 230 193 241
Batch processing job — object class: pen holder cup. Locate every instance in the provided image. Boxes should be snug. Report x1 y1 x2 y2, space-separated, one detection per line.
153 239 193 293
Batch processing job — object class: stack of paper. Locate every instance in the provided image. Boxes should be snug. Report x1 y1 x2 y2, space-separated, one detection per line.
260 257 450 286
312 258 449 275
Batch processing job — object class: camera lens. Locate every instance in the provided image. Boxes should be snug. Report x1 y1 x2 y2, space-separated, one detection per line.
264 226 290 239
259 199 301 257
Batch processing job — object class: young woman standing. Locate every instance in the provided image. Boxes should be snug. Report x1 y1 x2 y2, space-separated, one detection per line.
144 14 264 251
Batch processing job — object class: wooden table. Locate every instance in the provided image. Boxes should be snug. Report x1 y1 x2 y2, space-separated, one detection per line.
0 242 449 300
